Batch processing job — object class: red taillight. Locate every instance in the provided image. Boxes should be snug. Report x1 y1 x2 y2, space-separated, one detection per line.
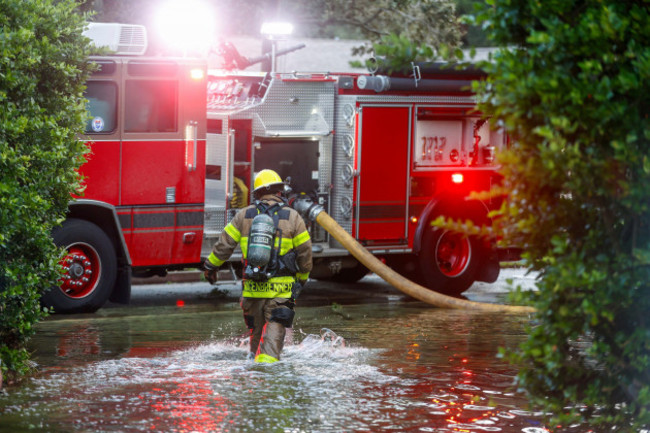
451 173 464 184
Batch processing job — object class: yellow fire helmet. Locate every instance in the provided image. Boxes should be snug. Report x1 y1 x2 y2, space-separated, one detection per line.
253 169 284 193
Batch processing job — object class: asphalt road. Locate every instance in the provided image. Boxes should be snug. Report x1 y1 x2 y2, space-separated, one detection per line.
109 268 538 309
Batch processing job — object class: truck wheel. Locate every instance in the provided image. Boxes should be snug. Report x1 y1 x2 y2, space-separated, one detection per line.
41 219 117 313
418 225 482 297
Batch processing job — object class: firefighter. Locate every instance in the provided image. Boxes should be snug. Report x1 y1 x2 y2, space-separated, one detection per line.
203 169 312 363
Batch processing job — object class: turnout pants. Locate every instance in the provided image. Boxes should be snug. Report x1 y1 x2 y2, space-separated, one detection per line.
241 297 295 362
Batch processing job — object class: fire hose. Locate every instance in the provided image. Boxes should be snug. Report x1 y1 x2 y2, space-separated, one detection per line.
293 197 536 313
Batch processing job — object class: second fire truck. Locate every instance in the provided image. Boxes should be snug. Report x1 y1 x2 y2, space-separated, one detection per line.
44 23 514 313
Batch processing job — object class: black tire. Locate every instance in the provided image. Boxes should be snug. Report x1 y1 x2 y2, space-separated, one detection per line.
41 218 117 313
418 224 483 297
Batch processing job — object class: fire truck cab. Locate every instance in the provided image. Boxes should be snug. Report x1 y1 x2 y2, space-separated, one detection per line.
44 23 512 313
42 24 208 313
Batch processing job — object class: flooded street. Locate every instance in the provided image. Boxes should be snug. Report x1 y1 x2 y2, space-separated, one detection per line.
0 271 552 432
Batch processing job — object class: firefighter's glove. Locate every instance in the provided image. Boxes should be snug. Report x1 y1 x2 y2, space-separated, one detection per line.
203 260 219 285
291 279 307 300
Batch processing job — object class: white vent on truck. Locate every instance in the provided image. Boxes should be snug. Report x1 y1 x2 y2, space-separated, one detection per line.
83 23 147 55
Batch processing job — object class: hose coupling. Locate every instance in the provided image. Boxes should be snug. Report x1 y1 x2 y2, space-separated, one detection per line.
291 195 324 222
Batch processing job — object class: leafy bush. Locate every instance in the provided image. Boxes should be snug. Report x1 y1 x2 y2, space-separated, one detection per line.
472 1 650 431
0 0 93 382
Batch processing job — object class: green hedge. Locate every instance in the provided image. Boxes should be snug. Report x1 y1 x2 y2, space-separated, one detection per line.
473 1 650 431
0 0 93 381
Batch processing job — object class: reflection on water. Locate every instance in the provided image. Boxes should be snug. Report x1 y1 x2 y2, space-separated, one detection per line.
0 303 554 432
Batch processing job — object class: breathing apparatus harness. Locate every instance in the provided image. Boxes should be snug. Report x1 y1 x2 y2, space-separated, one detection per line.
243 199 299 282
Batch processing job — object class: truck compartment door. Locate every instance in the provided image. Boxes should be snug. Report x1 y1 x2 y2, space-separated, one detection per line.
356 106 410 245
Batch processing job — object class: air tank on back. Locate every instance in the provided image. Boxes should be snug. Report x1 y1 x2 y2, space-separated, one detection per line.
244 213 275 281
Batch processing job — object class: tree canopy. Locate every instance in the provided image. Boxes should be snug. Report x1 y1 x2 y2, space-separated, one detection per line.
0 0 93 380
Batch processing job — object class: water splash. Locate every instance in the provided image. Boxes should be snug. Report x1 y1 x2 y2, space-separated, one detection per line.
288 328 352 359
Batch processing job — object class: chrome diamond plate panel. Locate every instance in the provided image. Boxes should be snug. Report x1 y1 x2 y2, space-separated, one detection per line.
331 95 357 241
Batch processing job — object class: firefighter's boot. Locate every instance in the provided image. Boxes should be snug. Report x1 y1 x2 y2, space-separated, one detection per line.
254 353 279 363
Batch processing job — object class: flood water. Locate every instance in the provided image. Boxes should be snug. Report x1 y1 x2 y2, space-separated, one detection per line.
0 291 552 432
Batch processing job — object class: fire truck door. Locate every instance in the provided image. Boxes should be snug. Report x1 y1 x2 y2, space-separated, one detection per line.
80 63 122 204
120 60 206 267
356 105 411 244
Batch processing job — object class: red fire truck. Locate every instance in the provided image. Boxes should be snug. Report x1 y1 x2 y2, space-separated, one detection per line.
43 23 514 313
